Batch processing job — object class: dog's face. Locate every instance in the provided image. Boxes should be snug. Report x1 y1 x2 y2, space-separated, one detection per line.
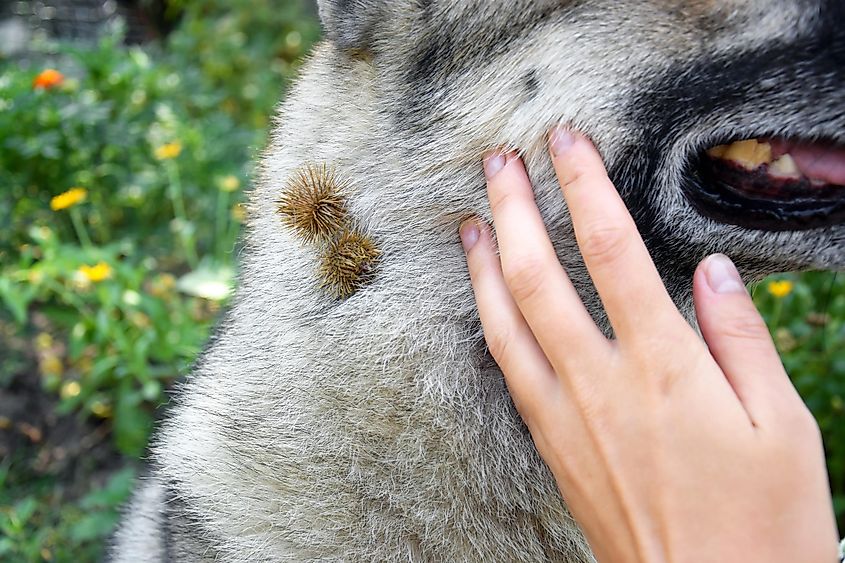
316 0 845 290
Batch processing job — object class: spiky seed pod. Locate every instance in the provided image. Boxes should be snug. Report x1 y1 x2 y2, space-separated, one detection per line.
318 229 381 300
277 164 348 243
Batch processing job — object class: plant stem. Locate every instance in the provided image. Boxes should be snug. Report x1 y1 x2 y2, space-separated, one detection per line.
215 185 229 262
165 161 199 269
227 202 244 254
69 207 93 250
771 298 784 332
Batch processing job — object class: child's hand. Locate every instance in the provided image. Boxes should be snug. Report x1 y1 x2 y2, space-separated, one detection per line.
460 129 839 563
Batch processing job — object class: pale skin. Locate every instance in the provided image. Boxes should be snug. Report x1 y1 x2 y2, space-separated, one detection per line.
460 128 840 563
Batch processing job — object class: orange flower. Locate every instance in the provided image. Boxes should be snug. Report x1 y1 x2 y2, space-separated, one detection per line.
33 69 65 90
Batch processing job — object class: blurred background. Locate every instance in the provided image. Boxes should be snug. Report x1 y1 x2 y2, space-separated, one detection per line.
0 1 842 560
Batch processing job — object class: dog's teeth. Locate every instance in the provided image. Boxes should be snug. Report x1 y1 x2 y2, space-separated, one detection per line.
722 139 773 170
706 144 730 158
768 154 802 180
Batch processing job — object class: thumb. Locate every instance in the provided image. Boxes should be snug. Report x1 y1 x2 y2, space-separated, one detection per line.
693 254 800 425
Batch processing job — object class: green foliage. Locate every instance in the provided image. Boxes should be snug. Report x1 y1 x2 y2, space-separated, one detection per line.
0 1 318 559
166 0 321 129
754 272 845 523
0 461 135 562
0 1 318 452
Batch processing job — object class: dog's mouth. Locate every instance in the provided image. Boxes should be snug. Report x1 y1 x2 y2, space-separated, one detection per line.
689 137 845 231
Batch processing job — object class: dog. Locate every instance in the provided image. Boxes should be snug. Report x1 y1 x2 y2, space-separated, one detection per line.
111 0 845 560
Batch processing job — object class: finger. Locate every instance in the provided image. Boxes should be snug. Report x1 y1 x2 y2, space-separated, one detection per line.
462 220 597 484
548 129 690 342
693 254 804 426
461 219 558 418
482 151 608 368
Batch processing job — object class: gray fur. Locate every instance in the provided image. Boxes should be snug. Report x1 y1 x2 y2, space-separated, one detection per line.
112 1 845 560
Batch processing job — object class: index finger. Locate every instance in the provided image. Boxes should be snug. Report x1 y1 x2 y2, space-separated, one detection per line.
548 129 690 341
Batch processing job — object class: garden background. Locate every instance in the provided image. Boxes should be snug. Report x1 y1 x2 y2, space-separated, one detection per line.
0 1 843 560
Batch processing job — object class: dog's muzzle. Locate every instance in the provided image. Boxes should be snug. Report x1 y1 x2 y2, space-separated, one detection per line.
689 137 845 231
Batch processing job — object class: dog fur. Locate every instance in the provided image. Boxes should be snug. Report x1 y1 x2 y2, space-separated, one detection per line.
111 0 845 560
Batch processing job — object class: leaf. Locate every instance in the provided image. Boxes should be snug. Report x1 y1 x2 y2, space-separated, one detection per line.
69 512 119 543
13 497 38 526
177 265 234 301
0 278 30 325
113 386 153 457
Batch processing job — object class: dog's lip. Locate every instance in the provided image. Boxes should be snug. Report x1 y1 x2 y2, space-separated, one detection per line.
685 137 845 231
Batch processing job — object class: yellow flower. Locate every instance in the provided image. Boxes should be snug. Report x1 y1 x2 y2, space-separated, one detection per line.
35 332 54 351
50 187 87 211
231 203 247 223
60 381 81 400
91 401 113 419
39 355 64 377
767 280 794 299
219 175 241 192
78 262 113 283
155 142 183 160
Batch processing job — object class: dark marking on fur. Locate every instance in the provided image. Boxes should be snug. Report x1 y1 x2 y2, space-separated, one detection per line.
523 69 540 98
417 0 434 19
606 141 698 294
161 483 176 562
407 4 574 83
411 33 457 86
615 16 844 287
318 0 382 55
630 17 844 145
399 4 581 131
161 481 222 560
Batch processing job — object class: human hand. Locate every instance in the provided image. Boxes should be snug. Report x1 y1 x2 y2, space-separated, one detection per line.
460 129 839 563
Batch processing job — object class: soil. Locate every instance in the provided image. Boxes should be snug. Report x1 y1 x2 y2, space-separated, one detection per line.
0 312 127 502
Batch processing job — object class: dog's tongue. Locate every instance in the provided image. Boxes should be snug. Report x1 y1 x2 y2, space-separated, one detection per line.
773 140 845 186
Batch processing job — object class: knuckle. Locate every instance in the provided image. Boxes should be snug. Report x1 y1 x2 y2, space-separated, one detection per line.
623 335 703 396
488 189 516 217
502 255 548 303
577 224 630 267
559 159 602 190
485 326 514 366
718 310 771 344
787 404 821 442
768 399 822 452
516 401 541 436
466 250 487 281
634 331 695 368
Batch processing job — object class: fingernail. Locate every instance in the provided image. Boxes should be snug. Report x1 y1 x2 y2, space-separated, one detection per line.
460 220 480 252
550 127 576 156
705 254 747 294
483 152 507 178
